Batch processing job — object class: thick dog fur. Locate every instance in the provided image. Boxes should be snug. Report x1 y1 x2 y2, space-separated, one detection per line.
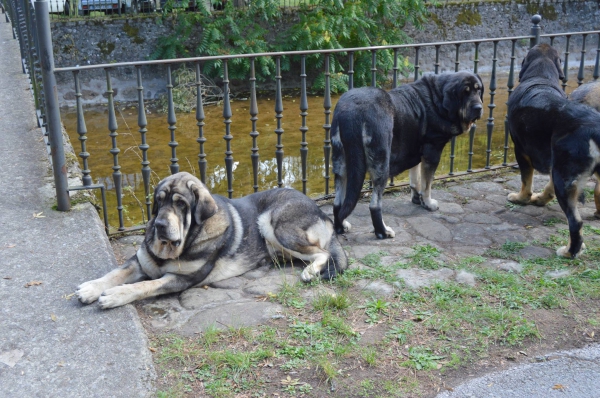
507 43 600 258
570 80 600 112
331 71 484 239
77 172 347 309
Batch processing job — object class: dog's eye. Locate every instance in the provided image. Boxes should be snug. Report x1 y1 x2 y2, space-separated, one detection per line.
176 200 187 210
464 86 470 93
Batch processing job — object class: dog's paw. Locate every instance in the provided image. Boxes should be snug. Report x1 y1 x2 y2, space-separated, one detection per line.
98 285 135 309
594 210 600 219
300 267 318 283
530 193 554 206
507 192 531 205
556 243 586 259
76 281 104 304
342 220 352 233
421 198 439 211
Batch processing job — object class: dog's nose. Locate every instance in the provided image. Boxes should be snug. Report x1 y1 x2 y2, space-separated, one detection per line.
155 218 170 238
473 104 483 112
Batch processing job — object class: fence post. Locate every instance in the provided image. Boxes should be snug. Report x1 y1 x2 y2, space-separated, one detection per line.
530 14 541 48
34 0 70 211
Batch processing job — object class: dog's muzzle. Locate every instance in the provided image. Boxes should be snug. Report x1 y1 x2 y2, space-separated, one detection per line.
470 103 484 123
154 218 181 247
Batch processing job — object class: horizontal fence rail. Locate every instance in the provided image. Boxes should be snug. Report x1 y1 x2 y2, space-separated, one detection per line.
6 3 600 234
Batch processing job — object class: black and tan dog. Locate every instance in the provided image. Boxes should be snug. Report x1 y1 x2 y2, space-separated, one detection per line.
507 43 600 258
332 71 484 239
77 172 347 309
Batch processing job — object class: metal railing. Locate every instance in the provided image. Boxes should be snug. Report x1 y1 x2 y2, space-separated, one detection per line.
5 0 600 234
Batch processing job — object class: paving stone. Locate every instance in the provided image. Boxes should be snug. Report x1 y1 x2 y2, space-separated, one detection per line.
395 268 455 289
455 270 477 286
528 228 556 245
432 214 461 224
380 256 406 267
301 285 337 302
452 224 493 246
519 246 554 260
180 287 247 310
485 194 511 206
243 274 301 296
356 280 395 297
406 217 453 242
469 181 507 193
498 211 540 227
140 296 187 330
386 201 430 217
512 205 546 217
210 276 245 289
483 222 521 232
242 264 272 280
438 202 465 214
449 186 482 198
464 213 503 224
452 246 488 256
545 270 572 279
351 245 390 259
491 232 528 245
483 259 524 273
118 235 145 245
430 189 458 202
351 202 372 217
464 199 498 213
179 301 284 335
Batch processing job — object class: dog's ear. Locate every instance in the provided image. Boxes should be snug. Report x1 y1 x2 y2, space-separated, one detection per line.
518 57 528 82
555 56 565 81
441 76 460 116
151 185 161 217
187 180 218 224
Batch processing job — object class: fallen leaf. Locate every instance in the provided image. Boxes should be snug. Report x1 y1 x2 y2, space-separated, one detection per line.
24 281 43 288
32 212 45 219
62 293 75 300
149 347 157 352
552 384 566 391
51 314 57 322
4 243 16 248
281 375 301 386
57 361 65 367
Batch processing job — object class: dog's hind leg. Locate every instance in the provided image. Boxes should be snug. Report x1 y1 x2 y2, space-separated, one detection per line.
368 171 395 239
531 174 556 206
594 173 600 219
508 149 535 204
409 165 422 205
419 146 443 211
553 170 586 258
77 255 147 304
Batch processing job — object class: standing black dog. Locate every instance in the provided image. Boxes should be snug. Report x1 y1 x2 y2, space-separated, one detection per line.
507 43 600 258
332 71 484 239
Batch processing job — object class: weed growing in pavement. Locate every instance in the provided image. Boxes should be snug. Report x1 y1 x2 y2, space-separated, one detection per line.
408 244 442 269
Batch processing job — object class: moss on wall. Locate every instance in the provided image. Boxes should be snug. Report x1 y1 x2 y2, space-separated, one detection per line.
455 7 482 27
123 22 145 44
97 40 115 56
526 3 558 21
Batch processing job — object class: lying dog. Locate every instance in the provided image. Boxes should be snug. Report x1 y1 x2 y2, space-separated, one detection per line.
331 71 484 239
571 80 600 112
77 172 347 309
507 43 600 258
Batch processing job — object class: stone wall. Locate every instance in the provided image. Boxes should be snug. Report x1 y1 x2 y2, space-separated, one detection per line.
52 0 600 106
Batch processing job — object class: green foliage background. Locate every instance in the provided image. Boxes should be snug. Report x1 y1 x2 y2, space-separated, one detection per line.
151 0 430 92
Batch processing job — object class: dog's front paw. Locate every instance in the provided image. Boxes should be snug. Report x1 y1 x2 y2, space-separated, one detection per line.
420 197 439 211
342 220 352 233
556 243 586 259
507 192 531 205
530 193 554 206
98 285 136 309
76 281 104 304
301 266 319 283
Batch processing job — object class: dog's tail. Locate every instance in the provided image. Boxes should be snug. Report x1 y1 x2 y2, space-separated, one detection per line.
321 233 348 280
332 112 366 232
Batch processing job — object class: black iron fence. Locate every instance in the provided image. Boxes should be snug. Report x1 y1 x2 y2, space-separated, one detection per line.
3 0 600 234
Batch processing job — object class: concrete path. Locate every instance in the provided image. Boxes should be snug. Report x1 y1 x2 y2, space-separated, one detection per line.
0 15 155 397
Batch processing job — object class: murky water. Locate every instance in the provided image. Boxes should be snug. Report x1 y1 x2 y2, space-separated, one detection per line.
61 75 581 230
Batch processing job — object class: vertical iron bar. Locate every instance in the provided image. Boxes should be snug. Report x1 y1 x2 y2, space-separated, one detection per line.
222 60 234 198
392 48 399 88
106 68 124 231
74 71 92 186
434 45 440 74
414 46 420 81
371 50 377 87
274 56 284 188
348 52 354 91
196 62 207 184
503 39 517 166
594 33 600 81
34 1 69 211
530 14 541 48
467 42 481 172
550 36 555 46
166 64 179 174
449 43 461 175
136 66 151 221
300 55 309 195
486 41 498 169
473 42 480 74
323 54 332 195
249 58 259 192
563 35 571 92
578 34 587 86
